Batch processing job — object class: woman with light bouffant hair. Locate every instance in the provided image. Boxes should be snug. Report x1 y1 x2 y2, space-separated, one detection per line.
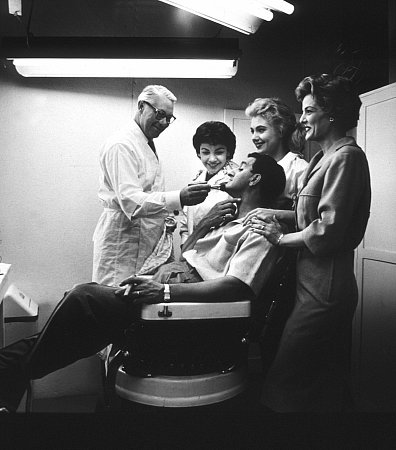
245 97 308 210
245 73 371 412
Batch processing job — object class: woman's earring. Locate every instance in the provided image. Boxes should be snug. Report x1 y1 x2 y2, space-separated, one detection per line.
329 117 335 122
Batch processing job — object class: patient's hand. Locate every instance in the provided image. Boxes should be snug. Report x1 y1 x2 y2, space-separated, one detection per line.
116 276 165 305
181 198 241 254
199 198 241 230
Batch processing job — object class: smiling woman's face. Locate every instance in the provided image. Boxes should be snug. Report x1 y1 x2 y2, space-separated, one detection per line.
300 94 332 142
250 116 282 158
198 143 229 176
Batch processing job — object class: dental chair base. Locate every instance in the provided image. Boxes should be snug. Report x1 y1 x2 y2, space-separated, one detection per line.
113 300 251 408
115 365 247 407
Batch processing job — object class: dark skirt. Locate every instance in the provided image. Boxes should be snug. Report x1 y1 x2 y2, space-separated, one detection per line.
261 249 358 412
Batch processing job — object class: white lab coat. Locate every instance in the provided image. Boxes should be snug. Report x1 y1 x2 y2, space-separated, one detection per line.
179 160 239 245
92 120 181 287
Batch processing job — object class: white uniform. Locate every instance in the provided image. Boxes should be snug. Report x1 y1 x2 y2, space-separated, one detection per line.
179 160 239 245
278 152 308 203
92 120 181 286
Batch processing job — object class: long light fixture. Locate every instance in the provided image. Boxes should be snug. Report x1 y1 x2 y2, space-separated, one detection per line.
158 0 294 35
0 37 241 78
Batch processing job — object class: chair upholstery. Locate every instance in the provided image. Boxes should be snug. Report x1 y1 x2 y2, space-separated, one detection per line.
248 249 297 375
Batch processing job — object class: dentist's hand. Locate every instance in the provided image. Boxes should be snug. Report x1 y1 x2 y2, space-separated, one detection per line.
180 183 210 206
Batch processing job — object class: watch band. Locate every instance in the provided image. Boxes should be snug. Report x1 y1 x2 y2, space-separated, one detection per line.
276 233 284 246
163 284 171 303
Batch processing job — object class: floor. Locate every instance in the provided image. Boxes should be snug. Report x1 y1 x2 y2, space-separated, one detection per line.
31 393 99 413
8 367 396 449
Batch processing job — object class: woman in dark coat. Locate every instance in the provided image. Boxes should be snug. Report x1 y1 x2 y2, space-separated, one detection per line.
245 73 371 411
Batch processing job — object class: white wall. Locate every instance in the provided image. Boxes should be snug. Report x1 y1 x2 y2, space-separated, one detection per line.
0 76 133 397
0 70 300 399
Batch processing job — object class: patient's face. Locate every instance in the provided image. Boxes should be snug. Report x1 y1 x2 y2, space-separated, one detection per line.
225 157 255 195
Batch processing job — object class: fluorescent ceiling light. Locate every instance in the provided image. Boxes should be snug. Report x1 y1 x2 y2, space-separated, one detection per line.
255 0 294 15
0 37 241 78
158 0 294 34
159 0 263 34
11 58 238 78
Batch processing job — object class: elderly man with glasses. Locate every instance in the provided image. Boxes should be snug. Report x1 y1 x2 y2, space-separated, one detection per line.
92 85 210 288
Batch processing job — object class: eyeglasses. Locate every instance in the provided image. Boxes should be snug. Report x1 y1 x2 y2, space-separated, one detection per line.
143 101 176 124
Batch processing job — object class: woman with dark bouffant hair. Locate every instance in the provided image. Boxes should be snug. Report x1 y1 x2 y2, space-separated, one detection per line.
245 73 371 412
179 121 239 245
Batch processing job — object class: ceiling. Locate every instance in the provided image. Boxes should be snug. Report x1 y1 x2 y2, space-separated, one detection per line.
0 0 391 93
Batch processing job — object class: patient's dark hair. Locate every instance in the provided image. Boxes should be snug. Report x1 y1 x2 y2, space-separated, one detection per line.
192 121 236 159
295 73 362 132
248 152 286 205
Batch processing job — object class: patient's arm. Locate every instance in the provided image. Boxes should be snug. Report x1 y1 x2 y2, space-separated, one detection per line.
170 275 253 303
117 275 253 305
180 220 210 255
181 199 240 255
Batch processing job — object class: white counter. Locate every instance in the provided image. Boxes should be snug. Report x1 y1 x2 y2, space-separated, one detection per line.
0 263 12 348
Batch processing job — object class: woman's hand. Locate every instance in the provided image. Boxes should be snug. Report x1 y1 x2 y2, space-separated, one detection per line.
243 208 276 226
115 276 165 305
243 208 295 227
198 198 241 230
250 214 285 246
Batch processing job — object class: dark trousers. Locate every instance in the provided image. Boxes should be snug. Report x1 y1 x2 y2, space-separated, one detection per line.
0 282 139 411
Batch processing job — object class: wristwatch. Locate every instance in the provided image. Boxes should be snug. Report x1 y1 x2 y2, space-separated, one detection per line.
163 284 171 303
275 233 284 246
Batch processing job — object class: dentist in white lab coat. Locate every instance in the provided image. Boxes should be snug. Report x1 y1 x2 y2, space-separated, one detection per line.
93 85 210 287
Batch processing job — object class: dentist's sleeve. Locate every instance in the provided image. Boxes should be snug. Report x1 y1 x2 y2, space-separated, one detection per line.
103 143 181 219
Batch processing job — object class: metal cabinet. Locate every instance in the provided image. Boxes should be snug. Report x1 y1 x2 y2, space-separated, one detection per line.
353 82 396 411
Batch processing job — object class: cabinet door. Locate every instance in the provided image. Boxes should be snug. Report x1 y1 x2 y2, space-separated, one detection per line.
353 82 396 411
223 109 254 165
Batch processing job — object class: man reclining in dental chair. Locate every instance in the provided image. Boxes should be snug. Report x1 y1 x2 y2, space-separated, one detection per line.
0 152 285 413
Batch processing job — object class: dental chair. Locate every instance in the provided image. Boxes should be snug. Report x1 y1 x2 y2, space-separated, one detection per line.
107 299 250 409
104 252 295 411
248 249 297 376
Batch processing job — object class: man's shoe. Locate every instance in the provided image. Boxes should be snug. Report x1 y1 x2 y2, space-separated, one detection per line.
0 407 10 413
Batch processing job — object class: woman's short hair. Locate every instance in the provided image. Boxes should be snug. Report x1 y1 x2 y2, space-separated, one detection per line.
295 73 362 132
192 121 236 159
249 152 286 203
138 85 177 104
245 97 297 148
